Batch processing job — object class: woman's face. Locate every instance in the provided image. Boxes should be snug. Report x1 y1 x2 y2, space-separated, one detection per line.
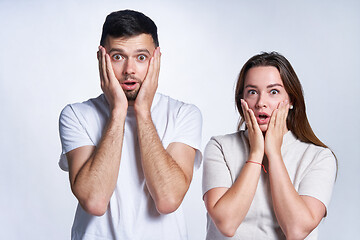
243 66 291 132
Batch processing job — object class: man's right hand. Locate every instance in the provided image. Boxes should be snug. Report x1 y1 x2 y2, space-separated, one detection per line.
97 46 128 113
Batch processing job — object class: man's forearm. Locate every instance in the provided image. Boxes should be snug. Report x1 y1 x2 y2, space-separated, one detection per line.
136 113 191 214
70 111 126 216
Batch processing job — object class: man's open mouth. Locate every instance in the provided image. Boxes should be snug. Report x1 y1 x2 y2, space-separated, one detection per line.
121 80 138 91
124 82 136 86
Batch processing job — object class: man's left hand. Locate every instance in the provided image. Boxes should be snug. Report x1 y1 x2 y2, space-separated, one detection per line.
134 47 161 116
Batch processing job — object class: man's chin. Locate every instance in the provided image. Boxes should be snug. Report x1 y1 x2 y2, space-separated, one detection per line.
125 90 139 102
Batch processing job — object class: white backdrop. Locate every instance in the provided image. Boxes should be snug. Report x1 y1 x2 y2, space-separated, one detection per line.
1 0 359 239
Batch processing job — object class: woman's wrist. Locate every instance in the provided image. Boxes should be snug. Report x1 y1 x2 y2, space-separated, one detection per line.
248 151 264 163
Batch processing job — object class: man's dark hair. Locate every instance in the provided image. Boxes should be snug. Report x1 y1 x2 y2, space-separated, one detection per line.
100 9 159 47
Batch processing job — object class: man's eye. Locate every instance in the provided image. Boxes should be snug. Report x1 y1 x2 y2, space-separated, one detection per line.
270 89 279 94
113 54 123 61
138 55 146 61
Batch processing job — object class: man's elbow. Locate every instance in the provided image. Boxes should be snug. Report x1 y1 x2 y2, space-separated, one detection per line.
79 199 108 216
75 193 109 216
155 196 183 214
71 185 109 216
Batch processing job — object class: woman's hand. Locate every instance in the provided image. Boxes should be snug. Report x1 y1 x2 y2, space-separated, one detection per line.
241 99 264 161
264 100 289 158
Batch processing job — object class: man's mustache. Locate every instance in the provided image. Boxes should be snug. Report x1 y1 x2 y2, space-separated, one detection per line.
120 75 141 82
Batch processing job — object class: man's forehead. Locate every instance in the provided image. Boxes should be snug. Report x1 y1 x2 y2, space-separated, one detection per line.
105 34 155 49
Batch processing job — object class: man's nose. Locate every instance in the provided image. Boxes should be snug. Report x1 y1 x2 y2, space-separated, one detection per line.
123 59 136 75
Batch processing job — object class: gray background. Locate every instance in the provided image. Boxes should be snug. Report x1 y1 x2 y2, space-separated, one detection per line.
1 0 359 239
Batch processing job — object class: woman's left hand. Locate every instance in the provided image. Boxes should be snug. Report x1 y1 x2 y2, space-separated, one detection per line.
264 101 290 158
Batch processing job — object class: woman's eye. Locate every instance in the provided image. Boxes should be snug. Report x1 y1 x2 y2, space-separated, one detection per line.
113 54 123 61
138 55 146 61
270 89 279 94
248 90 257 95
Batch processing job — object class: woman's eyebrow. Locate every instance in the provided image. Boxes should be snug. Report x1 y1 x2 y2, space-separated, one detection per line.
267 83 284 88
244 84 257 88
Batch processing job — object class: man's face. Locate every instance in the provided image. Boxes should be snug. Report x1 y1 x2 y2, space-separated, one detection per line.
104 34 156 102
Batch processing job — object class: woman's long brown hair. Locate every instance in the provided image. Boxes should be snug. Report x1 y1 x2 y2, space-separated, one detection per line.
235 52 337 170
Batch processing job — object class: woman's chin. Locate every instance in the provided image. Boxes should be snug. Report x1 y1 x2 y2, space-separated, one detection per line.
259 124 268 132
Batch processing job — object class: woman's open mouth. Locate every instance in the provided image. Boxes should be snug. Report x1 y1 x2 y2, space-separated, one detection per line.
256 113 270 124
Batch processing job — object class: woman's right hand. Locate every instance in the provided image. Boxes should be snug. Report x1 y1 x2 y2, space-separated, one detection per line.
241 99 264 161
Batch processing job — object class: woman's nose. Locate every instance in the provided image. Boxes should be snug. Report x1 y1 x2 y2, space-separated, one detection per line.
255 94 267 108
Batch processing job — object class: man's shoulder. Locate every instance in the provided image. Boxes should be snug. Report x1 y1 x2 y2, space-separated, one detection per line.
61 94 107 115
71 94 106 110
154 93 201 115
59 94 109 128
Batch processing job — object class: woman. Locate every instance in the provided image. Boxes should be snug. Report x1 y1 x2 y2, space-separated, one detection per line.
202 52 337 240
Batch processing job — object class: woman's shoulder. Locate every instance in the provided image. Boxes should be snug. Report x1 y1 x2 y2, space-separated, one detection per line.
210 131 246 142
206 131 248 150
285 131 335 159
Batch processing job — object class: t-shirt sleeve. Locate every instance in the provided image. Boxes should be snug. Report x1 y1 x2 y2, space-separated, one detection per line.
298 148 337 211
202 137 232 196
171 104 203 169
58 104 94 171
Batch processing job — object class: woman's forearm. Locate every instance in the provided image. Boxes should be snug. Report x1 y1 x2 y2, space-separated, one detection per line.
268 154 325 240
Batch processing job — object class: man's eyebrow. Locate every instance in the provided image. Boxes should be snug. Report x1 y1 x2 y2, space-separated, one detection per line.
135 49 151 55
108 48 151 55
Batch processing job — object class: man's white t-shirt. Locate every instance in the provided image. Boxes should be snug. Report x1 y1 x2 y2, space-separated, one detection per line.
59 93 202 240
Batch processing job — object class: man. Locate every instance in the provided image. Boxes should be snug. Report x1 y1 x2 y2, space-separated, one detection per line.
59 10 202 240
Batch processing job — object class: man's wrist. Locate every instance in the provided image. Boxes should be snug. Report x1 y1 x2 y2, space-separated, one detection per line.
110 107 127 121
135 108 152 122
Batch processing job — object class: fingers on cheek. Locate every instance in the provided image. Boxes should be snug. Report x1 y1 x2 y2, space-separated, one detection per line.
106 60 112 75
249 110 257 128
150 58 157 81
244 109 250 126
271 110 278 126
147 58 154 76
101 55 106 74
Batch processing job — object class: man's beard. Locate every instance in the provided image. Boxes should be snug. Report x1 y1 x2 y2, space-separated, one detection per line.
122 75 142 101
125 87 140 101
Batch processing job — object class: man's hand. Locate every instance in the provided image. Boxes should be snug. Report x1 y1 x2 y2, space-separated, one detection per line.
134 47 161 116
98 46 128 113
